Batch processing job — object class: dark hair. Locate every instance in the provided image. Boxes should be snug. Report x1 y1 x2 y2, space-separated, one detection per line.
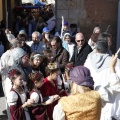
51 36 62 44
98 32 112 41
70 23 77 28
96 40 108 53
28 71 43 91
17 34 27 41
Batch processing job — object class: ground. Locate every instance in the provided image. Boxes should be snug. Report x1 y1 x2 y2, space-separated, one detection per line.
0 82 8 120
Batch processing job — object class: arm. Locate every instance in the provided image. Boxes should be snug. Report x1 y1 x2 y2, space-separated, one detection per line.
78 46 92 65
59 50 69 71
96 55 120 104
53 103 65 120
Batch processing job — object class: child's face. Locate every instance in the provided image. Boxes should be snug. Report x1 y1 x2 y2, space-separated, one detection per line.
51 70 59 80
33 57 42 67
35 77 44 88
13 75 23 86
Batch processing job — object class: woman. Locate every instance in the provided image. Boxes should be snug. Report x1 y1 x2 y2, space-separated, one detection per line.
53 55 120 120
29 52 45 76
41 27 51 49
7 69 34 120
28 71 59 120
40 62 67 120
62 33 74 60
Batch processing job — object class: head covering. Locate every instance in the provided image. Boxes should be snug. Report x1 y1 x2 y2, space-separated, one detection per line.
12 48 27 62
47 62 58 70
32 54 42 60
70 66 94 88
19 30 26 35
9 69 21 78
42 27 50 33
62 33 71 51
64 22 68 26
29 72 43 83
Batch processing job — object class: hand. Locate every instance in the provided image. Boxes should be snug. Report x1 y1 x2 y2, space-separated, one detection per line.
110 54 118 68
26 99 34 107
53 95 60 100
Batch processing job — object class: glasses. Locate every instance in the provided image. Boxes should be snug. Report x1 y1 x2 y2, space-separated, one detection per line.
76 39 84 42
51 45 56 47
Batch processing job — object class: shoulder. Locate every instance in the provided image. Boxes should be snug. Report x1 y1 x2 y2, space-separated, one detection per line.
30 92 39 103
7 91 18 105
83 44 92 51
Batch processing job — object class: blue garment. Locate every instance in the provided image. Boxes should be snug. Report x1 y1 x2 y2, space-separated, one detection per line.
34 0 46 6
62 40 69 52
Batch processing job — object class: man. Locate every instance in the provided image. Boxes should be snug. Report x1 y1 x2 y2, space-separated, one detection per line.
31 31 46 53
84 39 120 120
51 36 69 73
70 32 92 66
55 22 70 38
88 32 112 57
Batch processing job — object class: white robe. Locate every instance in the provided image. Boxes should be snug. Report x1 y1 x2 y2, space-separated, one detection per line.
53 73 120 120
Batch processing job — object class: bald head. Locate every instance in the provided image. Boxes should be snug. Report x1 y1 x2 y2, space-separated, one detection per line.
75 32 85 47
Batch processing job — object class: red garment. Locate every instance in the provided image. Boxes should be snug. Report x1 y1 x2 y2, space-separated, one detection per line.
40 78 67 120
9 88 26 120
29 90 46 120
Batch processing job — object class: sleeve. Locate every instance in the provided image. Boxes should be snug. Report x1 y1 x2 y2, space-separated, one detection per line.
53 103 65 120
78 46 92 65
7 91 18 106
96 73 120 106
5 77 12 97
7 91 24 120
30 92 39 103
59 50 69 70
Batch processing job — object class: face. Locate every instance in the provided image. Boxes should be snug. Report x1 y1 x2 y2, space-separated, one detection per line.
18 40 25 47
94 29 100 34
51 70 60 80
65 35 71 44
45 32 50 39
32 33 40 44
21 54 29 67
13 75 23 86
35 77 44 88
75 33 85 48
63 25 68 31
51 41 60 51
33 57 42 67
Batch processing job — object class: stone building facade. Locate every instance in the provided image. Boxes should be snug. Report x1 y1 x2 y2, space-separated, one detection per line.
56 0 118 47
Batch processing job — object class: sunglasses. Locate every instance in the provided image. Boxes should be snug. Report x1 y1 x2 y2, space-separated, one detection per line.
76 39 84 42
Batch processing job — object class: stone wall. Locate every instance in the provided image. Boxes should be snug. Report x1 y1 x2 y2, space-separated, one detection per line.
56 0 118 42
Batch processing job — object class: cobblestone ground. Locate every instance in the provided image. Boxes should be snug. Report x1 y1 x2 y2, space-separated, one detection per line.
0 82 8 120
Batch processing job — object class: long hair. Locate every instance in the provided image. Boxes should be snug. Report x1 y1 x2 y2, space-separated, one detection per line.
70 83 91 95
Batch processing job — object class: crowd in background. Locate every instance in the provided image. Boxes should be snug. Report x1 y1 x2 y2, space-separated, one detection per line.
0 2 120 120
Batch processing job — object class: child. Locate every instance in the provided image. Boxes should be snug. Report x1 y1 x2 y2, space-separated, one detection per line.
7 69 34 120
28 71 59 120
40 62 67 120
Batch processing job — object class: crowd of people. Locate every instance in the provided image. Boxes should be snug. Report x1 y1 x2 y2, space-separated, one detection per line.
0 17 120 120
